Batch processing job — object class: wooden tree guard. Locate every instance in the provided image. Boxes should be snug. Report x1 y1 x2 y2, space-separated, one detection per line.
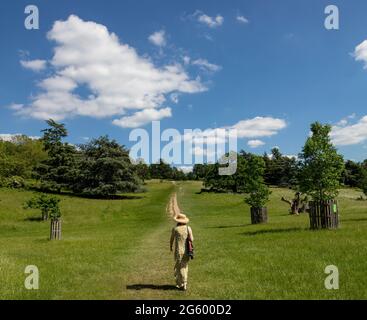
50 219 62 240
309 200 339 230
250 207 268 224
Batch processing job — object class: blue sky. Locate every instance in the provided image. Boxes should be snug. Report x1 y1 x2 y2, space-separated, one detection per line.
1 0 367 164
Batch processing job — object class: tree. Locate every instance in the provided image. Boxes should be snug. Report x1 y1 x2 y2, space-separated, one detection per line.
171 167 187 181
149 159 173 180
362 160 367 196
203 152 248 193
342 160 365 188
363 183 367 197
192 164 211 180
264 148 298 187
361 170 367 197
243 153 271 207
24 194 61 221
298 122 344 201
244 184 271 208
34 120 76 192
243 154 271 224
70 136 141 197
0 135 47 180
133 159 151 182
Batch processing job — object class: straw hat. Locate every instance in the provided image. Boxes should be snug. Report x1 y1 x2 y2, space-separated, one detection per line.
174 213 189 224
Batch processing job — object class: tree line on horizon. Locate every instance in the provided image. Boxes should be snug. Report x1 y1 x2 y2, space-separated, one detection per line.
192 148 367 192
0 119 366 198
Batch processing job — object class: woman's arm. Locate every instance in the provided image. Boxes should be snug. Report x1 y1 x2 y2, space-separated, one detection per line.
188 226 194 242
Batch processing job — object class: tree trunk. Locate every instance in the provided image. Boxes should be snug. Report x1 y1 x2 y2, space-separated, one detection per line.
50 218 62 240
42 210 49 221
281 197 299 215
250 207 268 224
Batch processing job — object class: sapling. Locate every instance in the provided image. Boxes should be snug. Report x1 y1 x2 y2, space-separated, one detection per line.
24 194 61 221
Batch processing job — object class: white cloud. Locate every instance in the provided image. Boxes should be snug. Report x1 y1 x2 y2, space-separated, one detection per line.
198 14 224 28
331 115 367 146
236 16 249 24
148 30 166 47
247 139 265 148
177 116 286 164
160 116 286 165
0 134 22 141
15 15 206 125
20 59 47 72
178 166 193 173
232 117 287 138
190 146 216 158
112 107 172 128
285 154 297 159
354 40 367 68
192 59 222 72
0 134 40 141
181 116 287 145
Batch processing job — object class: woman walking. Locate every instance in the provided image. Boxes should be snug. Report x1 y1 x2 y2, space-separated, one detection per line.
170 213 194 291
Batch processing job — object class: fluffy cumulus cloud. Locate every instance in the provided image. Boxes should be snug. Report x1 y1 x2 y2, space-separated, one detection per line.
112 107 172 128
148 116 286 165
247 139 265 148
181 116 287 145
331 115 367 146
20 59 47 71
148 30 166 47
197 13 224 28
232 117 287 138
15 15 206 126
354 40 367 68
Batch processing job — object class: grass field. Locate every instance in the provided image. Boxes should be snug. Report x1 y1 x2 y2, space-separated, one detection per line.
0 181 366 299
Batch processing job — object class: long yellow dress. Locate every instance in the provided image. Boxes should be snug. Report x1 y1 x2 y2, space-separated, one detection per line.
170 225 194 288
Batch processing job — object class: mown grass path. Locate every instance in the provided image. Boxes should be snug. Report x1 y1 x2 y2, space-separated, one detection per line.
119 184 195 299
0 181 366 299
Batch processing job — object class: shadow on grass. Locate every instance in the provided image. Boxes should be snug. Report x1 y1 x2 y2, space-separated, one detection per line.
26 187 145 201
24 216 44 222
209 224 251 229
341 217 367 223
126 284 178 291
241 227 305 236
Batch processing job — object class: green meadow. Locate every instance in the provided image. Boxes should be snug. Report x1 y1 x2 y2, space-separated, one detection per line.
0 180 366 300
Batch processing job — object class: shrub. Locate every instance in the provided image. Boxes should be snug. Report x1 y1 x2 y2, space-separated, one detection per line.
0 176 26 189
